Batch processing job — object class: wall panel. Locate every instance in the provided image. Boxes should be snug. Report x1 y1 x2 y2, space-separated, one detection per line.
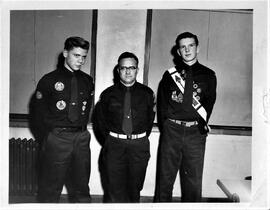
208 11 252 126
95 10 147 102
10 11 35 114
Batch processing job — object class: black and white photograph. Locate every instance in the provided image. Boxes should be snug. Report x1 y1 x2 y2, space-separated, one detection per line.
1 0 269 210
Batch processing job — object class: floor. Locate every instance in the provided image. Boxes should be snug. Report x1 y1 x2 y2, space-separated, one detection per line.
9 194 231 204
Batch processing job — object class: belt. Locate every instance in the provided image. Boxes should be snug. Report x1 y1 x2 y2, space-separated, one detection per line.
109 131 147 140
53 126 87 132
169 119 198 127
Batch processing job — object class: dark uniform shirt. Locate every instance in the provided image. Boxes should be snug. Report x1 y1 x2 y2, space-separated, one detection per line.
35 66 94 129
157 61 217 133
97 82 155 139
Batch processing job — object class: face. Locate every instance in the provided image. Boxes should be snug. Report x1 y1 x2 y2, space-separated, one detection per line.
177 37 199 65
63 47 88 71
118 57 138 87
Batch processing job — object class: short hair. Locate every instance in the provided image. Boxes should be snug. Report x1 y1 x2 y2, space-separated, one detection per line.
175 32 199 46
64 36 90 51
117 52 139 65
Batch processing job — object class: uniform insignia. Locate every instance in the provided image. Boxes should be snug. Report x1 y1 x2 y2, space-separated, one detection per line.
82 105 86 111
193 91 197 96
54 82 65 91
196 96 200 101
197 88 202 93
83 101 87 105
171 91 183 103
56 100 66 110
175 75 181 84
36 91 42 99
193 84 198 89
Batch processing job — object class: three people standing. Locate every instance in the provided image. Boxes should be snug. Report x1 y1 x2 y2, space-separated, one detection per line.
34 32 216 203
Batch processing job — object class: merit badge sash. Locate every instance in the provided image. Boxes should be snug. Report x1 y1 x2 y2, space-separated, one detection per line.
167 67 210 130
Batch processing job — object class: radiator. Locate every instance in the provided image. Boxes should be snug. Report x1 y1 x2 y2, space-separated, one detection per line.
9 138 39 195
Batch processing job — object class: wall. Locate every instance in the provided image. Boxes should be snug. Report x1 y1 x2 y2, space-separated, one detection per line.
95 9 146 102
9 126 251 197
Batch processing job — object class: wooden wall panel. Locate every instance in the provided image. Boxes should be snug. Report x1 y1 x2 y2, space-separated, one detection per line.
10 11 35 114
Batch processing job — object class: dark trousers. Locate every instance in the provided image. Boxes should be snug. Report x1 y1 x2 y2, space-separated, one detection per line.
37 128 91 203
154 119 206 202
103 135 150 203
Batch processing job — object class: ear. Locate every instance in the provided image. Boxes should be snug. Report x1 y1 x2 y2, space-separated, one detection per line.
63 50 68 58
196 45 200 54
177 49 182 57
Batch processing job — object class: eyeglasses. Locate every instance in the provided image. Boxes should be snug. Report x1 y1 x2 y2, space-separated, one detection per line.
119 66 137 71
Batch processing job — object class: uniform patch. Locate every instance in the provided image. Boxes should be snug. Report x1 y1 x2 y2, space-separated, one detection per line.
171 91 183 103
56 100 66 110
83 101 87 105
54 82 65 91
82 105 86 111
36 91 42 99
197 88 202 93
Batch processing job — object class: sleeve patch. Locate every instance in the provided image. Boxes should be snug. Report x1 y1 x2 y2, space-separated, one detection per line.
36 91 43 99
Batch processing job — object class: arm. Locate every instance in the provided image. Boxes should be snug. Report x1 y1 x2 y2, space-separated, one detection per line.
146 90 156 137
205 73 217 123
92 92 109 145
31 77 50 142
198 73 217 134
156 73 169 131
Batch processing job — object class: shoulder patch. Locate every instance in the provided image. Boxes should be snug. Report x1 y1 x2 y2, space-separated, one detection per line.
36 91 42 99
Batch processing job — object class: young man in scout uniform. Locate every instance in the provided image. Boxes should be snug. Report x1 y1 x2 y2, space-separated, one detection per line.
34 36 94 203
154 32 217 202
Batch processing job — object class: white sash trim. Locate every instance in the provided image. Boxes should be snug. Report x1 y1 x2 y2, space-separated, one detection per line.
167 67 210 130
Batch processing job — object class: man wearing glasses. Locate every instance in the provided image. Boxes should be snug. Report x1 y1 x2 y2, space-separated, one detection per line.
94 52 155 202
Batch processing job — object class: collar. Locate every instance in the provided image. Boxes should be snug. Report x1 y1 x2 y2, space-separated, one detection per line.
118 81 137 91
176 60 200 72
58 66 80 76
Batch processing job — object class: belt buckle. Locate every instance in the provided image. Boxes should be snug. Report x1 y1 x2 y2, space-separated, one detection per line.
181 121 187 126
127 135 132 140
